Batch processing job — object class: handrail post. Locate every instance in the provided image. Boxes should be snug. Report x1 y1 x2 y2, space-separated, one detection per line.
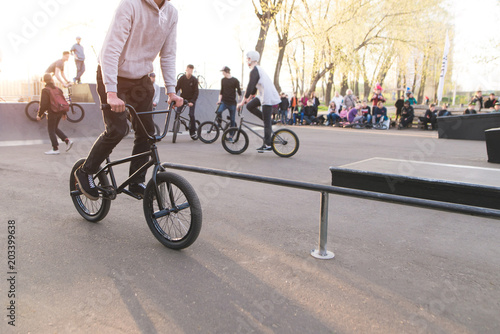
311 192 335 260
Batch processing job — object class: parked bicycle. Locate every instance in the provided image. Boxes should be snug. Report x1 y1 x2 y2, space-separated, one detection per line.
221 109 300 157
171 104 200 143
25 85 85 123
197 103 232 144
69 101 202 249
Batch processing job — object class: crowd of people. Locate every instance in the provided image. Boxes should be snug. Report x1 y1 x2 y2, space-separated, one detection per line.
272 86 500 131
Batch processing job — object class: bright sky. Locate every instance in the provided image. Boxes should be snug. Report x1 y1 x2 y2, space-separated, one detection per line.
0 0 499 92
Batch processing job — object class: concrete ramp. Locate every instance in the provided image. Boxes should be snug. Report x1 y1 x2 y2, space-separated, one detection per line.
0 85 261 145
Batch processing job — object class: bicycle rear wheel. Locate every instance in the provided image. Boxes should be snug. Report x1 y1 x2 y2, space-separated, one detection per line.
197 121 220 144
70 158 112 222
143 172 202 249
25 101 40 121
221 127 249 154
67 103 85 123
272 128 299 158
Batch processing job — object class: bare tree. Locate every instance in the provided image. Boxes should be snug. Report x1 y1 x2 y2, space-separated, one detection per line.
252 0 284 59
273 0 296 92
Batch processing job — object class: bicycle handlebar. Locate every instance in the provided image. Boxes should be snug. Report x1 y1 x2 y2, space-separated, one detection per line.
101 99 188 141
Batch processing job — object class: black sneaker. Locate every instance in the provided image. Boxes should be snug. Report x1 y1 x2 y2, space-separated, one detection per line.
74 167 99 201
129 183 146 197
257 145 272 152
190 133 198 140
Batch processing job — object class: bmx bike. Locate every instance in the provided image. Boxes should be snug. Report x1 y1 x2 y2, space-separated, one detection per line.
69 101 202 249
171 104 200 143
197 103 233 144
25 85 85 123
221 109 300 158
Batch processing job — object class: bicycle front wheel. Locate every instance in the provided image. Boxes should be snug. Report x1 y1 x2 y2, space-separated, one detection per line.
272 128 300 158
143 172 202 249
25 101 40 121
67 103 85 123
70 158 112 222
221 127 249 155
197 121 220 144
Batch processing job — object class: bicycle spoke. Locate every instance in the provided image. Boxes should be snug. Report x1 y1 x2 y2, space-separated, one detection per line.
152 180 191 241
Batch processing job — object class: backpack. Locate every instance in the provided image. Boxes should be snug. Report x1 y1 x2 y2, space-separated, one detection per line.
47 86 69 113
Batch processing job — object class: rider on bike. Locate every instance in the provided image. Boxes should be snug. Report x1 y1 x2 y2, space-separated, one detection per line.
74 0 183 200
217 66 242 129
237 51 281 152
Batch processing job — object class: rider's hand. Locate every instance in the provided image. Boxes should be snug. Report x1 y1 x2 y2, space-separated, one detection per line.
188 102 194 107
237 101 245 111
36 116 41 121
62 114 67 120
167 93 184 108
107 92 126 113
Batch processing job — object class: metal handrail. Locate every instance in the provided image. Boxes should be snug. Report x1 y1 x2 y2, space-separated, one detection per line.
161 163 500 260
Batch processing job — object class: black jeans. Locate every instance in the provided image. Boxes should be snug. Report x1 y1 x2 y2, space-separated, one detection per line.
400 115 414 128
47 113 68 150
188 102 197 135
247 98 272 146
82 66 155 184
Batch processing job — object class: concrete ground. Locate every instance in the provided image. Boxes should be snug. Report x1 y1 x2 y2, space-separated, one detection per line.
0 124 499 333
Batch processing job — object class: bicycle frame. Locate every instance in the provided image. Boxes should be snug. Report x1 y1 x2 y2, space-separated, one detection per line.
72 101 188 210
233 114 265 142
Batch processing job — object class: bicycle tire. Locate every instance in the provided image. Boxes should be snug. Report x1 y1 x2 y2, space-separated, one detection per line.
124 123 130 137
272 128 300 158
221 127 249 155
172 117 180 143
66 103 85 123
197 121 220 144
25 101 40 121
197 75 207 89
70 158 112 222
143 172 202 249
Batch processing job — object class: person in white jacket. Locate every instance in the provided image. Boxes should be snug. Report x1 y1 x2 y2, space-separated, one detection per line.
237 51 281 152
74 0 183 201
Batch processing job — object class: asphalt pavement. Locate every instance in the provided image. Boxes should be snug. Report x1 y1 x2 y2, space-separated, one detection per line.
0 125 499 333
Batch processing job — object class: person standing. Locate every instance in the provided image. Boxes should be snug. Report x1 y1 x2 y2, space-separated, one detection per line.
370 85 386 107
216 66 241 128
74 0 183 201
344 89 356 109
176 64 199 139
46 51 72 87
395 95 404 122
149 72 160 110
70 36 86 84
237 51 281 152
36 74 73 155
279 92 290 125
470 91 483 111
331 91 343 113
290 92 298 113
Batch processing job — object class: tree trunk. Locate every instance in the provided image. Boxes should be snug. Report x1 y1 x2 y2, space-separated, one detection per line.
253 0 284 61
273 39 286 93
354 70 360 98
308 63 334 96
340 73 348 96
325 69 334 104
411 58 418 94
